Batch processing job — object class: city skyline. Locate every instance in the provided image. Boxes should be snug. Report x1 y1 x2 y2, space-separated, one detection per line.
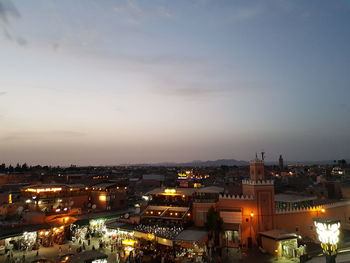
1 0 350 165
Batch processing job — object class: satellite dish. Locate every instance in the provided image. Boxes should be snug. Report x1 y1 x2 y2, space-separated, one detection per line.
92 204 96 209
124 213 129 219
135 207 140 214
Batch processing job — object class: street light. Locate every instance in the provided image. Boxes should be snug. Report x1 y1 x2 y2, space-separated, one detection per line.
249 212 254 248
313 218 340 263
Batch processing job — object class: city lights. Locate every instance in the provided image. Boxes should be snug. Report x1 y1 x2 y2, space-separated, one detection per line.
122 239 136 246
99 195 107 201
164 189 177 194
25 187 62 193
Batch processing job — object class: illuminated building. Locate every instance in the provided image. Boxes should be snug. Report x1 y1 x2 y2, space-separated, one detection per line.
89 182 127 211
21 182 127 213
21 184 88 213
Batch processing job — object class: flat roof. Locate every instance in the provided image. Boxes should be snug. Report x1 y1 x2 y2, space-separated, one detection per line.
22 184 66 189
146 205 189 211
260 229 298 241
66 184 85 188
91 183 118 189
275 194 317 203
196 186 224 193
143 174 165 181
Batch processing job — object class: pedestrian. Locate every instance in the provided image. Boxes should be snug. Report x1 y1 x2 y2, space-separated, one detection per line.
116 251 120 263
88 239 91 246
22 254 25 263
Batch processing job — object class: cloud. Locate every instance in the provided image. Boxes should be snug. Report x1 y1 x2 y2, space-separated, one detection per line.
0 0 28 46
49 130 87 137
152 79 231 99
0 91 7 96
157 6 173 18
0 0 20 23
113 0 173 25
0 130 87 141
16 36 27 46
231 4 264 22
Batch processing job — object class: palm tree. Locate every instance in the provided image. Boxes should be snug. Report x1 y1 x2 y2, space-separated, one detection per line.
206 206 223 246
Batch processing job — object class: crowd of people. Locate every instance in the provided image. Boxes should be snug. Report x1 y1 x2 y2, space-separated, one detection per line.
134 224 184 239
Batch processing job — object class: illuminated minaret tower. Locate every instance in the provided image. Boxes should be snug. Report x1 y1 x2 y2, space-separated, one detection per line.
242 152 275 232
250 152 265 180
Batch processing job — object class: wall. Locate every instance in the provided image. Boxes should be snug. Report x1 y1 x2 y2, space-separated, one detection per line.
275 201 350 240
217 198 258 247
242 182 275 232
192 202 215 227
261 236 278 256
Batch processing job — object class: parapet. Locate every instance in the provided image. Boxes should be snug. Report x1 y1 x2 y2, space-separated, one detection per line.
219 194 254 200
242 179 274 185
275 200 350 214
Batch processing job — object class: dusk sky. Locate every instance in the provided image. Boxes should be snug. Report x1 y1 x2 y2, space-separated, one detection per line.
0 0 349 165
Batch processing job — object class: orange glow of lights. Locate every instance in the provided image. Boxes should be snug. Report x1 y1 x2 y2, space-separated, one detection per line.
122 239 136 246
25 187 62 193
147 233 155 240
250 212 254 217
187 213 191 216
164 189 177 195
321 208 326 213
99 195 107 201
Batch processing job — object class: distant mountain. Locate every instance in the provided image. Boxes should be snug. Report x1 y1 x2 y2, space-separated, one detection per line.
119 158 350 167
265 159 350 166
120 159 248 167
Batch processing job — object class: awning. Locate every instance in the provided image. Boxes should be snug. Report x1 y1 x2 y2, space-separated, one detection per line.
0 222 64 240
106 221 130 230
174 229 208 243
223 223 240 231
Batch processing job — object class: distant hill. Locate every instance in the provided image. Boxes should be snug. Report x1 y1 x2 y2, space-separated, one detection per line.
119 159 248 167
119 158 350 167
265 159 350 166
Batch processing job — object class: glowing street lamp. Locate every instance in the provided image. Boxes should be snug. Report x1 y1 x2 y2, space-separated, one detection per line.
314 218 340 263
